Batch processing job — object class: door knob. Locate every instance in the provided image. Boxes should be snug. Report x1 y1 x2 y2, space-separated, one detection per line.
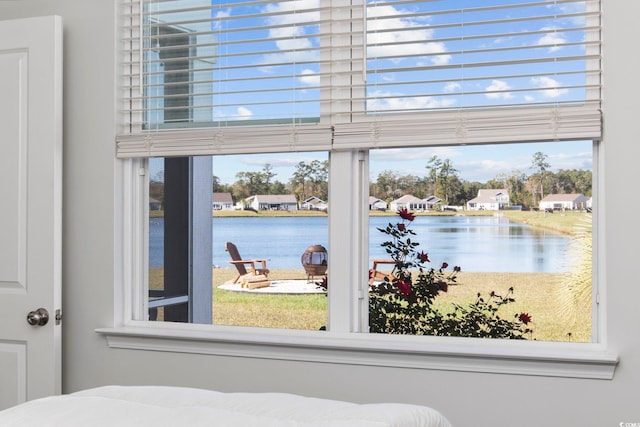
27 308 49 326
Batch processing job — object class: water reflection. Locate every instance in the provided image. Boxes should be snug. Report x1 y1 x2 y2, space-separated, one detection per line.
149 215 572 273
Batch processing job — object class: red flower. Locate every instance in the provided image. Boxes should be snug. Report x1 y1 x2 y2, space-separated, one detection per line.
417 251 430 263
439 282 448 293
453 266 461 272
396 279 411 296
441 262 449 269
397 223 406 231
397 208 415 221
518 313 532 325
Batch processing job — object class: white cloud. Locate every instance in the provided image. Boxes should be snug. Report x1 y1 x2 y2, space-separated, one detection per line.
457 159 515 182
212 10 231 30
367 3 450 66
548 151 593 170
240 153 326 172
299 69 319 86
485 80 514 100
370 146 462 176
236 107 253 120
536 28 567 52
531 76 568 98
551 3 586 27
260 0 321 66
444 82 461 93
367 89 456 112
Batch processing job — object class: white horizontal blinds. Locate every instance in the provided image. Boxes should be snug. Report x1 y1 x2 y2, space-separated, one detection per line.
116 124 332 157
117 0 339 157
333 0 602 149
119 0 143 136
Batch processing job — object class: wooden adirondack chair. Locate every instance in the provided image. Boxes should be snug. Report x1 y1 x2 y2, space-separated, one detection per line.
369 259 398 285
225 241 270 284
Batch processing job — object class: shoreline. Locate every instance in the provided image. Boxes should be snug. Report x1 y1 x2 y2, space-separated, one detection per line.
150 209 589 235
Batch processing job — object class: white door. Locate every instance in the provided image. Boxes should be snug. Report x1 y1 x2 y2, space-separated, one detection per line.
0 15 62 410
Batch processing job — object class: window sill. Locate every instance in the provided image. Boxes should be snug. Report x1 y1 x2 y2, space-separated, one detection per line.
96 323 618 380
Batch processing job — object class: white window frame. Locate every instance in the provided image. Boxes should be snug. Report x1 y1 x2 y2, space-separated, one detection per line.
100 0 617 379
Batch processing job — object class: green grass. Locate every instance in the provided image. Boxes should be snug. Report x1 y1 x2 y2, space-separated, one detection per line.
435 271 591 342
211 268 328 330
501 209 591 235
150 267 592 342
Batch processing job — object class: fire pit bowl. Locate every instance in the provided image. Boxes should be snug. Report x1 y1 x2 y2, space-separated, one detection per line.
301 244 328 282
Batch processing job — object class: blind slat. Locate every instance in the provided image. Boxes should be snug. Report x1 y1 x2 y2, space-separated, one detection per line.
116 124 333 157
333 105 601 149
117 0 601 157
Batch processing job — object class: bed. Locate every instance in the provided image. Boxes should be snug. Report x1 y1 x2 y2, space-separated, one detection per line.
0 385 452 426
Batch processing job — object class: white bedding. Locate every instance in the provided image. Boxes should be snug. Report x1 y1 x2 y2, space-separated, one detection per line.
0 385 452 427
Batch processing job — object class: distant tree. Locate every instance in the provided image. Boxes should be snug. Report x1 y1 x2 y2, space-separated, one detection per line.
270 181 287 195
530 152 551 207
491 170 529 208
291 161 312 202
460 181 483 205
212 175 222 190
290 160 328 202
373 170 402 200
554 169 592 196
370 170 427 201
309 160 329 201
426 156 459 205
149 179 164 204
212 175 232 195
425 156 442 196
444 175 464 205
234 170 266 199
261 164 277 194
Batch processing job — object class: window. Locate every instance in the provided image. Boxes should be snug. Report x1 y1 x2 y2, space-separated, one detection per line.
369 141 594 341
111 0 611 376
147 153 330 329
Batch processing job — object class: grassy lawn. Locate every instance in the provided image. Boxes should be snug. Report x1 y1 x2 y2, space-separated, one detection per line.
211 268 328 330
436 271 591 342
150 267 591 342
501 209 591 235
149 209 592 341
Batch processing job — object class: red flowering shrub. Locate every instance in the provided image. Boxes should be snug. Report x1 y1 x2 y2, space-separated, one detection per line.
368 210 533 339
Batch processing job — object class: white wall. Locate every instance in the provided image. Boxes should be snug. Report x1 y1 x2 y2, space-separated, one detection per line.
1 2 638 426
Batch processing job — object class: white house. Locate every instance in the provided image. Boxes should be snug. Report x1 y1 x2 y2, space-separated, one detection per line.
245 194 298 211
301 196 327 211
368 196 388 211
211 192 233 210
539 194 589 211
466 189 510 211
390 194 441 211
1 3 636 427
424 195 442 209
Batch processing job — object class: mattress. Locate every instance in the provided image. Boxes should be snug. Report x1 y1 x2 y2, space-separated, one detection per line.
0 385 452 427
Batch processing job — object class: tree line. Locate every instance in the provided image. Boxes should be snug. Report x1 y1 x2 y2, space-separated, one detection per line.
372 152 591 209
150 152 591 210
150 160 329 206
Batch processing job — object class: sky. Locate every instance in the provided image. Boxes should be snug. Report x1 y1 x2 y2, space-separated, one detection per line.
147 1 593 185
147 0 591 122
205 139 592 186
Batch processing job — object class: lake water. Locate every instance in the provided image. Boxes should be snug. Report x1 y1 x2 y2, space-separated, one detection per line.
149 215 571 273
